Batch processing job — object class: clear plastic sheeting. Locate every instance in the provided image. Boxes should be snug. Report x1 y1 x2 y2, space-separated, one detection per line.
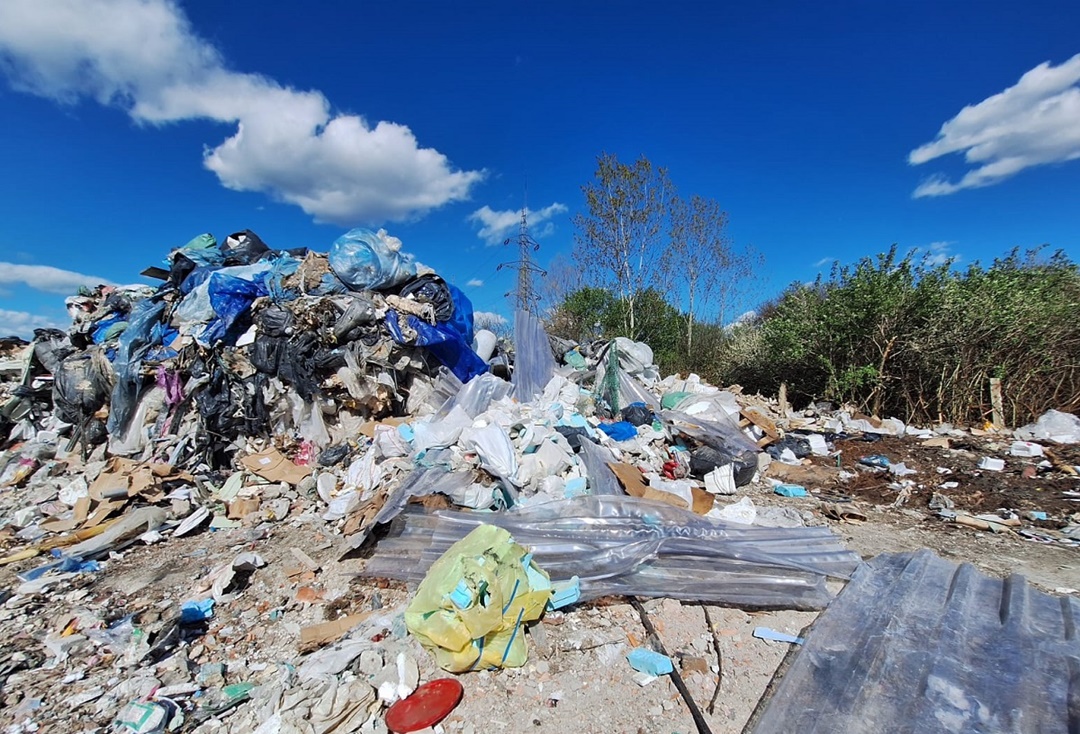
661 409 760 457
511 310 557 403
434 372 514 421
576 440 624 496
362 495 860 610
751 549 1080 734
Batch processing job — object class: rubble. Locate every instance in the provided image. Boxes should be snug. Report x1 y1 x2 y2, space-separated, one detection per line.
0 225 1077 732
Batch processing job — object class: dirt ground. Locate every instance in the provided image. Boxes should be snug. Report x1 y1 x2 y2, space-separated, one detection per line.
0 433 1077 734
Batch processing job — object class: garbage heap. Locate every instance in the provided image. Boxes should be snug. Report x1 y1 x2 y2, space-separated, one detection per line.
3 226 1079 733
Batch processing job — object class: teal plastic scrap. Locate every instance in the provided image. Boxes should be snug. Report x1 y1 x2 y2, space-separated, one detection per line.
546 576 581 610
774 484 808 497
627 647 674 676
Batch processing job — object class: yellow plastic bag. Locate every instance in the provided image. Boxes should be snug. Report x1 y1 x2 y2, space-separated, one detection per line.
405 524 552 672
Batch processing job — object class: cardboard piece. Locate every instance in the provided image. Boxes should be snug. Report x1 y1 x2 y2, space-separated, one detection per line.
357 417 408 439
228 498 261 519
39 495 93 534
608 463 714 515
240 449 312 485
299 613 370 651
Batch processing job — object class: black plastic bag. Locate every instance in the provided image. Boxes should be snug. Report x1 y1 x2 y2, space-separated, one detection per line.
221 230 270 266
689 445 757 486
53 350 112 425
621 403 653 427
257 306 294 338
398 275 454 322
555 425 593 450
766 436 812 460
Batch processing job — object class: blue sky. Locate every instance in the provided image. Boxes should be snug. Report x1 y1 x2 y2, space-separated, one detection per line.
1 0 1078 336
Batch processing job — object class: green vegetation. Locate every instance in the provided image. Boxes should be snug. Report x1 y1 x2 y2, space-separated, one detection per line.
550 155 1080 426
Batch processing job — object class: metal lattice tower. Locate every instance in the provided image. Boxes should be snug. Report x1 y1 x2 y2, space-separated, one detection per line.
497 198 546 314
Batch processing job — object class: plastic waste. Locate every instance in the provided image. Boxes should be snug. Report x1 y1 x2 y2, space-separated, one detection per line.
329 228 417 291
1015 409 1080 444
621 403 654 427
627 647 674 676
404 524 552 671
598 421 637 442
511 310 557 403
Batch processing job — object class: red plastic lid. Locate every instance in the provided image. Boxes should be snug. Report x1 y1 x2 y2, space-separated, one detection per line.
385 678 464 733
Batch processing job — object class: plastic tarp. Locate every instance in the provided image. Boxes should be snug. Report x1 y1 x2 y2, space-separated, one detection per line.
511 310 556 403
366 495 861 610
385 314 487 383
751 549 1080 734
106 299 166 436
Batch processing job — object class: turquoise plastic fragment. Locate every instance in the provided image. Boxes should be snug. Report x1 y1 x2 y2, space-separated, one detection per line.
774 484 808 497
627 647 674 676
448 579 473 609
547 576 581 610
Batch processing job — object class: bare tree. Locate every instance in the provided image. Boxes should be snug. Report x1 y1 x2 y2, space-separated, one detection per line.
572 153 675 339
670 193 759 352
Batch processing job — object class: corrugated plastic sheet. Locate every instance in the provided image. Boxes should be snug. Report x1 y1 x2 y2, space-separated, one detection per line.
751 549 1080 734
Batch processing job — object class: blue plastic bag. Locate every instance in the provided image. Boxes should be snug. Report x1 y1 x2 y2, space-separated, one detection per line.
385 312 487 383
328 228 416 291
598 421 638 442
201 273 267 345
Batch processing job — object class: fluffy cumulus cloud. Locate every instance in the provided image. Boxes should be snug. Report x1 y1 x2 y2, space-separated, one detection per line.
0 0 484 224
466 278 484 287
468 203 568 245
0 262 115 293
0 308 65 337
909 54 1080 197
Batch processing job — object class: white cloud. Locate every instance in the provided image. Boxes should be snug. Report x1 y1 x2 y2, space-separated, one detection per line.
0 0 484 225
466 279 484 287
0 308 65 337
909 54 1080 197
468 203 568 245
473 311 508 329
0 261 115 294
914 241 959 267
813 257 835 268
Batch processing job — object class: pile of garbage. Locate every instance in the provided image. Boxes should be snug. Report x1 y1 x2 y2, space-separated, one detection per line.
1 225 1078 733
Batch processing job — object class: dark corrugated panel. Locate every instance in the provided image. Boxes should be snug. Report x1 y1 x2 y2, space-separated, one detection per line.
751 549 1080 734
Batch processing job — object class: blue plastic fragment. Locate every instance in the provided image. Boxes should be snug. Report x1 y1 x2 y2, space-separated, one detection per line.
598 421 638 442
547 577 581 610
180 599 215 624
448 579 473 610
627 647 674 676
774 484 808 497
563 477 589 498
859 455 891 468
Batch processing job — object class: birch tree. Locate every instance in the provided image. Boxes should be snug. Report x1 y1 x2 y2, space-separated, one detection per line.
670 193 759 352
572 153 675 339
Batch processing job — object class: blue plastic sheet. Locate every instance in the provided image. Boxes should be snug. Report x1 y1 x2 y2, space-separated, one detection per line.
201 273 267 345
385 312 487 383
106 299 166 436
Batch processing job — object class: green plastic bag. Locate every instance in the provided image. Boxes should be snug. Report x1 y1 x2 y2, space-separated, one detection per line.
405 525 552 672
